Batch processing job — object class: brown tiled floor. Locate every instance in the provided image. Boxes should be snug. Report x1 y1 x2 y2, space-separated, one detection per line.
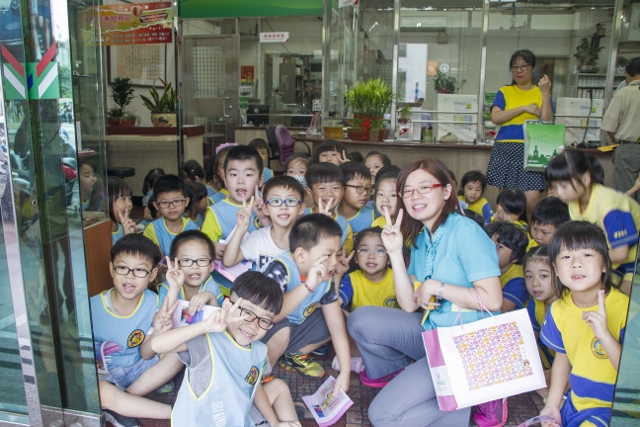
112 349 542 427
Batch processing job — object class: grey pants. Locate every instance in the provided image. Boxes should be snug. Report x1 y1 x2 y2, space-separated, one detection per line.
348 306 471 427
613 142 640 204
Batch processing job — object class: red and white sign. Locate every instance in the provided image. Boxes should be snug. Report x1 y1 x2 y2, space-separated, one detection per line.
339 0 358 7
260 32 289 43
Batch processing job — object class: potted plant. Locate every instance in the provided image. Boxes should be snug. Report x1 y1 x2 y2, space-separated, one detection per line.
433 69 466 94
107 77 138 127
397 105 412 140
140 79 177 127
574 38 603 73
397 105 412 124
345 78 394 141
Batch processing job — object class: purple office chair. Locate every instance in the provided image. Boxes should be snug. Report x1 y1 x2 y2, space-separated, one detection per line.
274 125 311 166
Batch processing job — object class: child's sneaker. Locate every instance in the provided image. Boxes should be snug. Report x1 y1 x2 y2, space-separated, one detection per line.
331 355 365 374
472 398 508 427
154 379 175 394
359 369 403 388
103 409 140 427
311 343 329 356
279 353 326 378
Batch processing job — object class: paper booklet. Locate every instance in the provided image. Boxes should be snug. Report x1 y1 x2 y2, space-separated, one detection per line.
171 300 220 328
94 340 122 377
301 376 353 427
213 225 253 281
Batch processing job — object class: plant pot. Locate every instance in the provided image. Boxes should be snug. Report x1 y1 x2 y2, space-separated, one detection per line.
578 67 599 74
108 117 136 127
346 128 366 141
151 113 177 127
368 128 389 142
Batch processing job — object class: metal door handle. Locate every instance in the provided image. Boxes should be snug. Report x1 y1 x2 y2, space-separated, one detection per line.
223 97 231 118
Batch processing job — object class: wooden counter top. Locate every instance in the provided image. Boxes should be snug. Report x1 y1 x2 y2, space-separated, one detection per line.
107 125 205 137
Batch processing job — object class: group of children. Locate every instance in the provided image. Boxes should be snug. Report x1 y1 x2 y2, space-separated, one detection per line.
93 138 637 427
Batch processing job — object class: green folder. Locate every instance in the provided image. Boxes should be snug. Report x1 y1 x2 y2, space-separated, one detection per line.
523 121 566 172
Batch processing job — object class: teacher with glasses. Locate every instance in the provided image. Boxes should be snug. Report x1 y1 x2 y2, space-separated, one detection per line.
487 49 553 220
348 159 502 427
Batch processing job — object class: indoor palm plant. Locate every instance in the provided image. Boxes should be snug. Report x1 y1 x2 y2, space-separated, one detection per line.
140 79 177 127
107 77 138 126
345 78 393 141
433 69 466 94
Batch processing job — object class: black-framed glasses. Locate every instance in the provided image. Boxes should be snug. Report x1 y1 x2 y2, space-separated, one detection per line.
178 258 212 267
112 266 151 278
400 184 442 199
345 184 374 196
229 300 274 330
156 198 186 209
265 197 302 207
510 64 531 72
356 248 387 257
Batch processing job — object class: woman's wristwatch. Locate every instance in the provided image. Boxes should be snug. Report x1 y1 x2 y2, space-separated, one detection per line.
436 281 446 301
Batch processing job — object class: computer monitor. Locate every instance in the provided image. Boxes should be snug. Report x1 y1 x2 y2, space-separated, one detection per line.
290 116 312 127
247 104 269 127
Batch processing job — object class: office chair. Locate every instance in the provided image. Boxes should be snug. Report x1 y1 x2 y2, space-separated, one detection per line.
266 125 279 169
274 125 311 166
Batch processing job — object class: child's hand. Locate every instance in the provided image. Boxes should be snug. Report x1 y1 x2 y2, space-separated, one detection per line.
213 242 226 260
165 257 185 290
540 404 561 427
237 196 254 229
317 197 334 217
252 185 267 219
336 150 350 164
153 297 179 336
583 289 610 339
335 248 355 277
306 256 329 290
119 211 137 235
380 207 404 255
334 371 350 394
188 292 212 315
274 422 302 427
204 298 244 333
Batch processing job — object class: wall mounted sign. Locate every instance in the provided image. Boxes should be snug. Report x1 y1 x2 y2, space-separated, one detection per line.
339 0 358 7
260 32 289 43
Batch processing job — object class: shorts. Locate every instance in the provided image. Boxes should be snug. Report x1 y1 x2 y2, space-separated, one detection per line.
611 261 635 284
261 309 331 354
101 355 160 390
560 392 611 427
487 142 545 191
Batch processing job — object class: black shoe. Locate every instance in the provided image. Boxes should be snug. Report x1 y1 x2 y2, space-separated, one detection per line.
311 343 329 356
103 409 140 427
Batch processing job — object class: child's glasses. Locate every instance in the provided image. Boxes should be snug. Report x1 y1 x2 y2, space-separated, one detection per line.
356 248 388 257
178 258 212 267
345 184 374 195
400 184 442 199
229 299 275 330
265 198 302 207
156 198 186 208
112 266 151 278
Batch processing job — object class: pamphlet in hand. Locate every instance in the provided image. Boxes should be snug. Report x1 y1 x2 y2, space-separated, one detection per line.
94 340 122 378
214 225 252 281
301 376 353 427
171 300 220 328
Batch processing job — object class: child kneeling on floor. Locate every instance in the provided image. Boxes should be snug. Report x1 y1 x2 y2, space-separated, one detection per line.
152 271 301 427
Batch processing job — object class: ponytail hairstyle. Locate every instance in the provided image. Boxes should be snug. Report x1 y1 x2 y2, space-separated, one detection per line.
543 148 602 192
397 159 461 248
142 168 165 196
182 160 206 182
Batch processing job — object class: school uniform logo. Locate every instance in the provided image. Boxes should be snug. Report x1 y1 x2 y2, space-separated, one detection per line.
303 302 319 317
384 296 397 308
127 329 145 348
590 337 608 359
245 366 259 385
254 217 262 229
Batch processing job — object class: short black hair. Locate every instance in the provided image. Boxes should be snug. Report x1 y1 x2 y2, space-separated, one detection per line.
231 271 283 315
348 151 364 163
626 56 640 77
463 209 485 228
142 168 165 195
312 140 346 164
224 145 263 174
374 165 401 187
182 160 205 182
290 214 342 252
460 170 487 192
496 188 526 216
305 162 344 188
184 181 208 215
340 161 371 183
531 197 570 227
364 151 391 167
153 174 187 199
111 234 162 267
169 230 215 260
107 177 132 223
262 175 305 201
448 169 457 185
147 193 159 219
353 226 383 250
484 222 529 264
248 138 269 152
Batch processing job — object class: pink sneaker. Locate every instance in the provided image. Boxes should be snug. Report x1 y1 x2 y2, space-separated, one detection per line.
359 369 403 388
331 355 365 374
472 398 508 427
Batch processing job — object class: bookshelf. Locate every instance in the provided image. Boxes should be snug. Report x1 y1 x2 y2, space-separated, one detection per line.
572 73 626 99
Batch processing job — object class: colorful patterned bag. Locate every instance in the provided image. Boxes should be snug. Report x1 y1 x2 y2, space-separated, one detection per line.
422 293 546 411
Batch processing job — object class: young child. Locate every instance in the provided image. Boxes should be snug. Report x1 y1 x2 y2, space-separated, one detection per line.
545 148 640 296
182 159 215 200
458 170 493 224
158 230 223 310
304 162 353 254
92 234 183 426
348 151 364 163
312 140 349 165
530 197 570 247
523 245 556 398
484 222 530 312
206 143 237 204
338 162 375 234
364 151 391 186
285 153 311 205
371 168 399 229
540 221 629 427
223 176 305 272
249 137 274 183
495 187 529 232
77 159 98 211
262 214 352 392
151 271 302 426
143 175 198 257
108 177 136 245
142 168 165 222
184 180 209 228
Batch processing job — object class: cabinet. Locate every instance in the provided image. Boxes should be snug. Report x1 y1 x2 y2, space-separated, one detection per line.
280 63 305 105
572 73 626 99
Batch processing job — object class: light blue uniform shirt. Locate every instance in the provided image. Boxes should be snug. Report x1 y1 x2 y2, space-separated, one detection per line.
157 275 224 306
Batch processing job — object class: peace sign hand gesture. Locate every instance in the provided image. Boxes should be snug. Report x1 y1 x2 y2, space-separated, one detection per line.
119 211 137 235
380 207 404 256
583 289 610 339
165 256 185 290
204 298 245 333
237 196 255 229
306 256 329 290
153 297 179 336
336 150 351 164
317 198 334 217
335 248 355 277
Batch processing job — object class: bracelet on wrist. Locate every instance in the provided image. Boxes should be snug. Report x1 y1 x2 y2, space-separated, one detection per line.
303 282 314 293
436 281 446 301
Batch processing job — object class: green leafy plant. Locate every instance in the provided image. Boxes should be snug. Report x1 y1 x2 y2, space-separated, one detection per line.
107 77 137 120
574 38 603 69
345 78 394 129
433 70 466 94
140 79 177 114
398 105 412 123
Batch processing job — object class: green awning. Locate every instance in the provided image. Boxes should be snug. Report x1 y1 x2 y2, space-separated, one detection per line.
180 0 323 19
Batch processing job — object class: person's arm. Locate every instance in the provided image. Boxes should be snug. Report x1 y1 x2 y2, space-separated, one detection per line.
141 297 177 359
322 301 351 394
338 274 354 308
491 104 539 125
609 245 630 265
163 257 185 317
607 131 617 145
539 75 553 123
583 289 622 370
332 249 354 299
253 383 279 425
625 176 640 196
222 197 253 266
540 352 570 426
415 276 503 313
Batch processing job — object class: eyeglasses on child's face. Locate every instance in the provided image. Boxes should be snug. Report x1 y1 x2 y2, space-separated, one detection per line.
112 266 151 278
265 197 302 207
399 184 442 199
356 248 387 257
229 299 274 330
156 198 186 209
178 258 212 267
345 184 374 195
